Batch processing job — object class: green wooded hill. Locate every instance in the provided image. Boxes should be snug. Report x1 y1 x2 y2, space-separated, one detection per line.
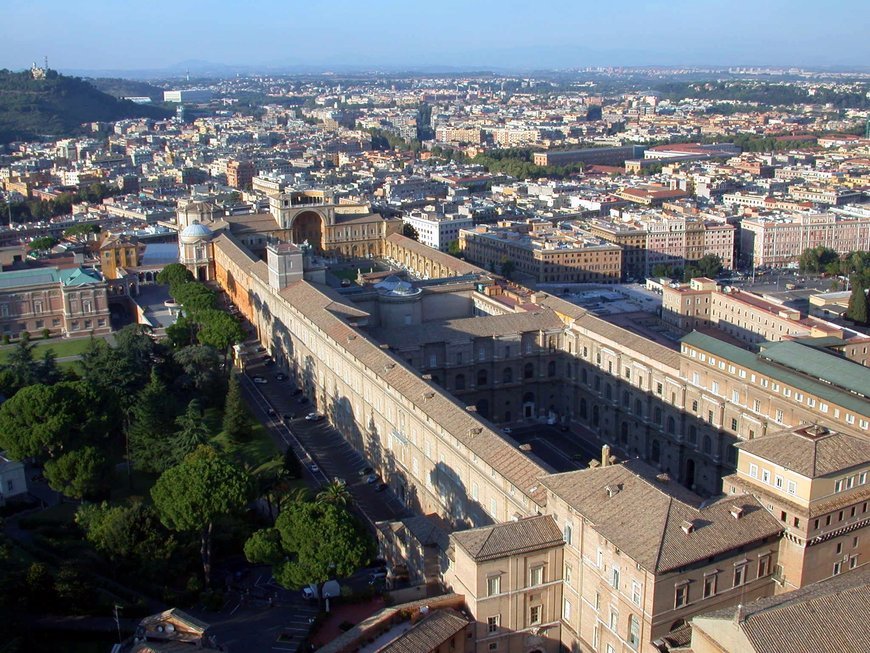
90 77 167 103
0 69 172 143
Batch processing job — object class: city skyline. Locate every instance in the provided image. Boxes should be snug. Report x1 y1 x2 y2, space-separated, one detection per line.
3 0 869 74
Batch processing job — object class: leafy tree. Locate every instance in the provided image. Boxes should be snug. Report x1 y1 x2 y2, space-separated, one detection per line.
43 446 111 500
402 223 419 241
157 263 194 291
76 499 177 572
245 501 372 604
28 236 57 254
499 258 516 280
0 382 105 460
173 399 210 460
846 282 868 325
799 246 839 274
316 480 353 507
223 373 252 443
151 446 250 585
447 240 463 258
283 446 302 480
128 369 177 473
173 282 216 312
63 223 100 241
195 309 244 361
166 315 196 348
53 564 97 614
172 345 224 405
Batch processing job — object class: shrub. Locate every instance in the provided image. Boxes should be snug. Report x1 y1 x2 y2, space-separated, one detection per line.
42 328 51 339
19 330 30 342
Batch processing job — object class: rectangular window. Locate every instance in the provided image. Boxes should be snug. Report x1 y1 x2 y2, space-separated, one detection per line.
565 564 572 586
563 599 572 621
758 556 770 577
597 549 603 569
775 475 784 489
529 566 544 587
609 609 618 631
564 523 573 545
749 464 758 478
731 418 739 431
487 615 500 633
611 566 620 589
833 562 842 576
674 584 689 608
703 574 717 598
734 565 747 587
487 575 501 596
762 469 770 484
529 605 541 625
595 591 601 612
787 480 796 495
631 581 641 605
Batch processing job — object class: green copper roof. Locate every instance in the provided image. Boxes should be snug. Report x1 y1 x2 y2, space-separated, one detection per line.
681 331 870 419
0 266 104 290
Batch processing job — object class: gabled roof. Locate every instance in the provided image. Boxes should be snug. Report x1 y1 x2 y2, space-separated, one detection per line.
451 514 563 562
694 567 870 653
736 424 870 478
540 459 781 573
378 608 470 653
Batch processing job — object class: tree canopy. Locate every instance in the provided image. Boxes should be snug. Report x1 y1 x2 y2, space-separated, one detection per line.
151 446 250 584
244 500 372 595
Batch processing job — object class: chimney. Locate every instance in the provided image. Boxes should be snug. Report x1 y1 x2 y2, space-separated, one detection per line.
601 444 611 468
730 505 744 519
734 603 745 624
680 520 695 534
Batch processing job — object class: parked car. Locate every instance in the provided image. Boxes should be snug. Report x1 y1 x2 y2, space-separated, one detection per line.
282 413 295 422
368 571 387 585
502 427 512 435
308 462 319 473
305 412 324 422
252 376 268 384
365 473 379 484
358 466 374 477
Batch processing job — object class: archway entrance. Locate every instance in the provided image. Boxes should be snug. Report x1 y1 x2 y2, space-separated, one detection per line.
685 458 696 488
291 210 325 251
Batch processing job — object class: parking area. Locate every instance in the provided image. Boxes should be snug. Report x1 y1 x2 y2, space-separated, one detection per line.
240 355 410 529
506 423 610 473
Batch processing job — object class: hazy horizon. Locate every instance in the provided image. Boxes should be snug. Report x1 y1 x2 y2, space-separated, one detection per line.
4 0 869 74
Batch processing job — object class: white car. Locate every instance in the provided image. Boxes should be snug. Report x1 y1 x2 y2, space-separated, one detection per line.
252 376 268 384
308 462 319 473
305 412 325 422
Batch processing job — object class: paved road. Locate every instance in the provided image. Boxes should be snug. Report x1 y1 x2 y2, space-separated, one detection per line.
240 357 410 531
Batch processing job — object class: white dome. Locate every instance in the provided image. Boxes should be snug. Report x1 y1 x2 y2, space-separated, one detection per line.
179 221 213 243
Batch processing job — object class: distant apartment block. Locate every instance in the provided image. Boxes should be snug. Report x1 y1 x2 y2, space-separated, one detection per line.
460 222 622 284
163 89 214 103
661 277 868 355
587 213 734 279
402 209 473 252
226 159 255 190
624 142 740 173
531 145 645 167
435 126 483 145
740 212 870 268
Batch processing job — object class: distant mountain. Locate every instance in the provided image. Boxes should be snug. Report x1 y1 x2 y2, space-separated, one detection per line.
89 77 167 103
0 69 172 143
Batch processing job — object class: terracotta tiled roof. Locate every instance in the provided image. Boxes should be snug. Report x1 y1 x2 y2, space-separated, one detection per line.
377 608 470 653
451 514 564 562
540 460 782 573
694 567 870 653
737 425 870 478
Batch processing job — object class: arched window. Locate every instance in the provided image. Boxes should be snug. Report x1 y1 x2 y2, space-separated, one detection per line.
477 369 488 386
502 367 513 384
579 398 588 419
592 405 600 427
688 425 697 444
635 399 643 416
582 369 588 384
621 421 629 443
524 363 534 379
623 391 630 407
703 436 712 455
666 416 676 434
654 407 662 425
605 384 612 400
455 374 466 390
651 440 661 464
547 360 556 377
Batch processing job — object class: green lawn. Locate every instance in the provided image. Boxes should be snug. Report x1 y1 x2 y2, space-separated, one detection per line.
212 421 279 467
0 336 96 362
332 266 373 281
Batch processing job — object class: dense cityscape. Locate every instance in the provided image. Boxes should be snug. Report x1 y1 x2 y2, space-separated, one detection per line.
0 5 869 653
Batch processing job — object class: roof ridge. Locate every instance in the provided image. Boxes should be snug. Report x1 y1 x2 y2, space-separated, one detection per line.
653 496 674 572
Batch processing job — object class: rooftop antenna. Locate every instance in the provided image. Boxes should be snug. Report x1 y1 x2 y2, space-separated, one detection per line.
44 55 48 70
186 68 190 82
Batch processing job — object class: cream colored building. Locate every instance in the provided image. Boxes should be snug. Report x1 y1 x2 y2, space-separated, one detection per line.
723 424 870 592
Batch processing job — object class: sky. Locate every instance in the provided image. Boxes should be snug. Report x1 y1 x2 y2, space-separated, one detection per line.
3 0 868 74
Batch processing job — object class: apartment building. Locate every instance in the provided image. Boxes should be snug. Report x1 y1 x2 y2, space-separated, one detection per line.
587 213 734 278
723 423 870 591
403 210 474 252
435 126 483 146
460 223 622 284
99 233 142 280
661 277 856 350
740 212 870 268
531 145 644 168
226 159 255 189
